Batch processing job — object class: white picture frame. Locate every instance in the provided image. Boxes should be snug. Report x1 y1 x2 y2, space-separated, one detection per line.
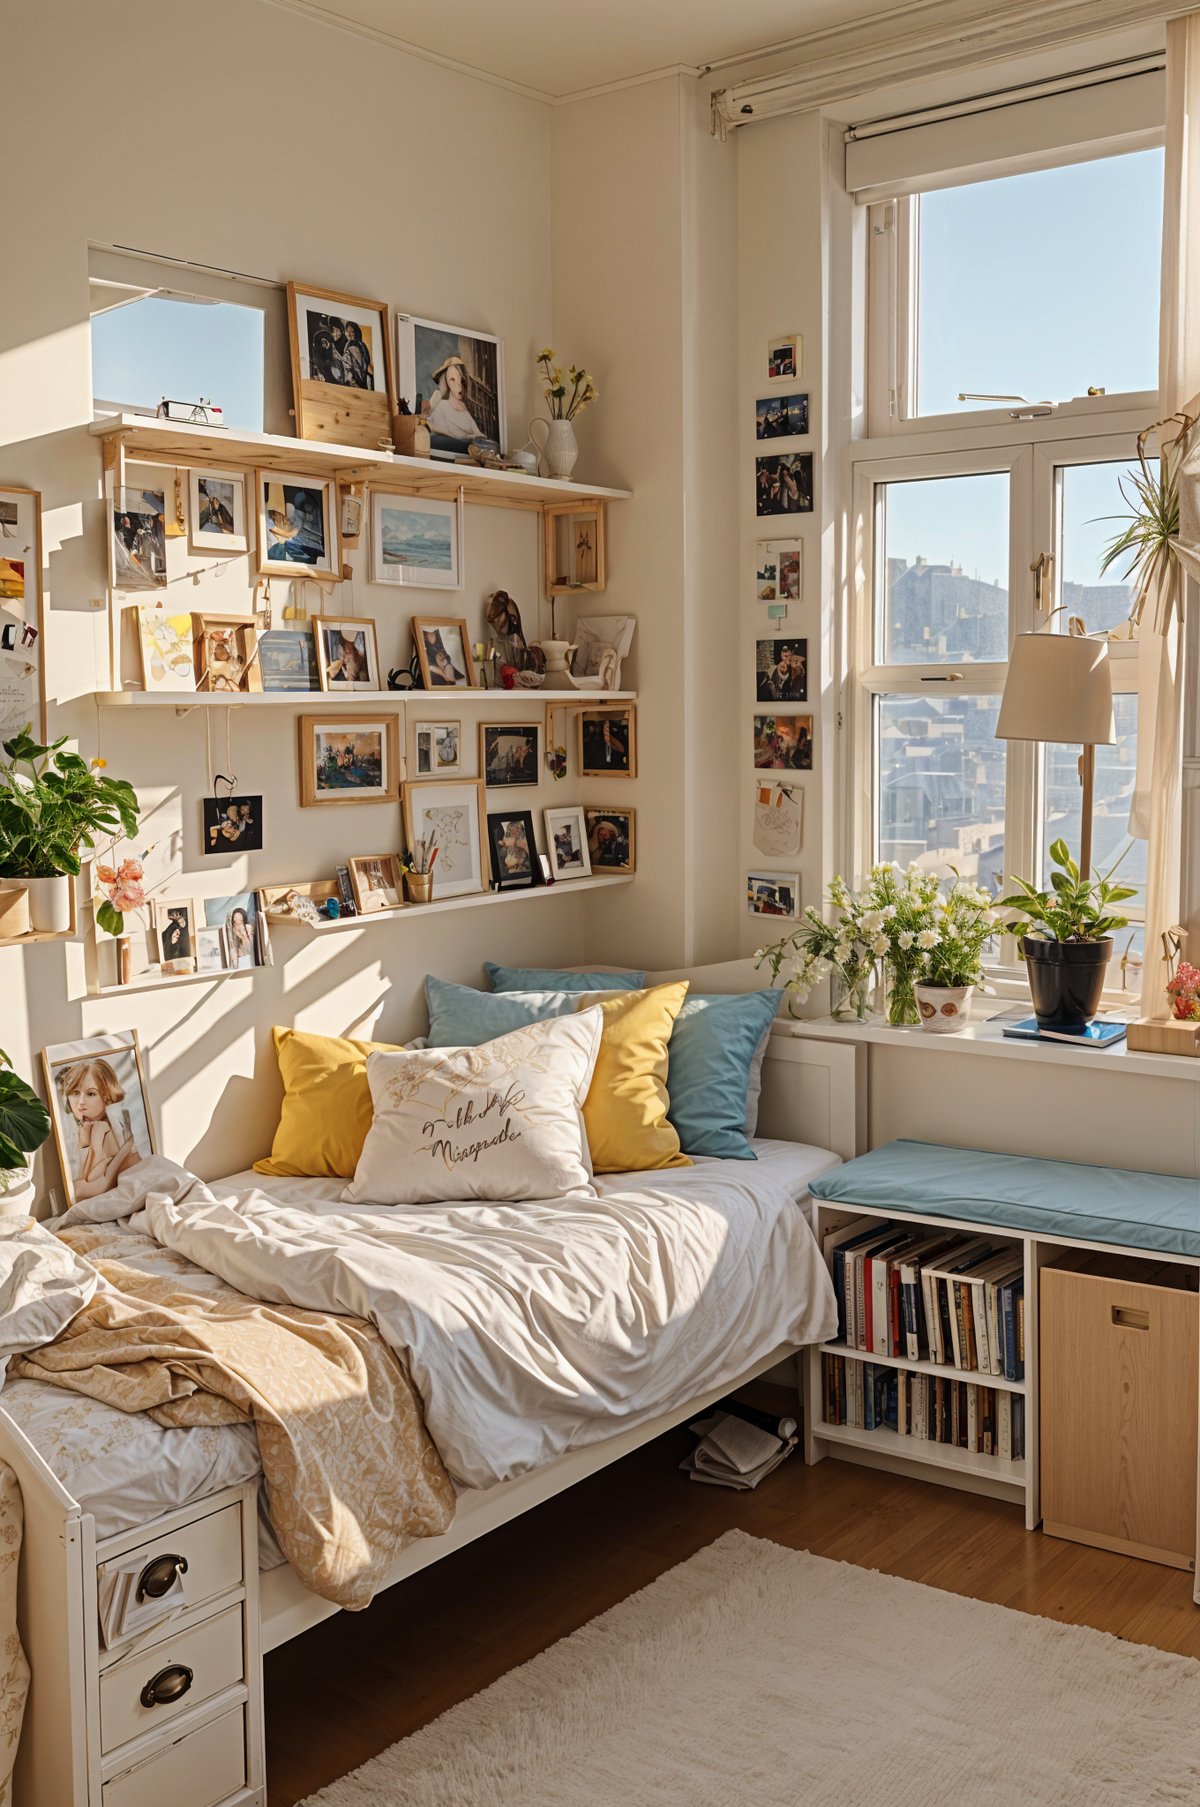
188 467 248 554
369 492 463 589
402 779 487 899
394 313 507 456
544 805 592 881
746 870 800 918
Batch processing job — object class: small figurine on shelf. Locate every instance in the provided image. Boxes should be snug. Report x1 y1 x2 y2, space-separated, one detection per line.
485 591 527 670
392 398 431 460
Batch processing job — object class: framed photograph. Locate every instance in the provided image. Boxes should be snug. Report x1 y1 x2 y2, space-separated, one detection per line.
369 492 462 590
413 617 477 690
755 453 814 518
154 899 196 972
747 871 799 918
259 879 339 927
584 807 635 874
192 613 261 693
754 713 813 770
194 925 228 975
315 615 381 692
755 538 803 604
188 468 248 553
136 606 196 692
767 335 802 382
544 805 591 881
486 808 540 890
410 718 461 777
256 470 340 579
347 853 405 915
0 484 45 741
258 626 320 693
395 313 506 456
203 892 268 969
755 393 809 440
543 503 606 595
755 637 808 703
287 283 395 452
111 488 167 591
42 1032 157 1209
202 794 264 856
480 721 539 788
299 712 401 807
402 779 487 898
578 705 636 779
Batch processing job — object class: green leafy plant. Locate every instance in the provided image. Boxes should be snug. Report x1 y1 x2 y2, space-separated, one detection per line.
1098 412 1191 633
0 729 139 884
0 1047 50 1180
920 872 996 989
996 840 1136 944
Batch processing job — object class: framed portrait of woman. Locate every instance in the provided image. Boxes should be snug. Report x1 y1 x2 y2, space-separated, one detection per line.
412 617 477 690
42 1032 157 1209
395 314 506 458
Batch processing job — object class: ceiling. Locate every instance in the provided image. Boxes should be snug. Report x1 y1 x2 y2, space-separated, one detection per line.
271 0 911 99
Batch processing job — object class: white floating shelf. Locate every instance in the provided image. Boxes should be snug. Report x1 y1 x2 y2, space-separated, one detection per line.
94 689 635 709
91 965 258 998
816 1420 1027 1488
822 1342 1026 1396
269 873 632 933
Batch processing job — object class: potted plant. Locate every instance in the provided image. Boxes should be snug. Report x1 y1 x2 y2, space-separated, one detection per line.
755 874 877 1022
0 729 140 933
913 873 995 1034
996 840 1135 1029
0 1047 51 1215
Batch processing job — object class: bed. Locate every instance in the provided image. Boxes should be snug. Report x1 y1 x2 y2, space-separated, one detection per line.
1 1019 860 1807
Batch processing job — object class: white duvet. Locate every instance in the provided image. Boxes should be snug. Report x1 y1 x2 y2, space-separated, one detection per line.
57 1142 840 1491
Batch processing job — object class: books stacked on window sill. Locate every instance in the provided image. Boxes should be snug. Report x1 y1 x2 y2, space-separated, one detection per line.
820 1354 1026 1460
680 1398 799 1490
825 1217 1025 1382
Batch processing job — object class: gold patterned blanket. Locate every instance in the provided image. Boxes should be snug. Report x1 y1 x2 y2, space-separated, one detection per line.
14 1225 455 1610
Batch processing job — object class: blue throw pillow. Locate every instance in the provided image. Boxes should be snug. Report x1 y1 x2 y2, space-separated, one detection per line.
426 976 580 1048
666 992 781 1160
484 961 645 993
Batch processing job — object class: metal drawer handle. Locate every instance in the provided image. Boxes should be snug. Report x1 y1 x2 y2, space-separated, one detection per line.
1112 1305 1150 1331
135 1552 188 1602
139 1663 193 1709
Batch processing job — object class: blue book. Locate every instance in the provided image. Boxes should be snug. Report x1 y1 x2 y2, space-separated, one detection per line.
1001 1015 1126 1048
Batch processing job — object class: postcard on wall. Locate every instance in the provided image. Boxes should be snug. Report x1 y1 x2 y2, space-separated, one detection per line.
747 871 799 918
755 538 802 604
754 713 813 771
755 453 813 518
755 393 808 439
755 637 807 703
0 485 44 739
753 783 804 860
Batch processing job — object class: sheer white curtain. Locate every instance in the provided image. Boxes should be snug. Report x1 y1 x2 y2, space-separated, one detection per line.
1133 13 1200 1012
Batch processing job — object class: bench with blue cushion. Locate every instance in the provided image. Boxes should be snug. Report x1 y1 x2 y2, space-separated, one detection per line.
808 1139 1200 1260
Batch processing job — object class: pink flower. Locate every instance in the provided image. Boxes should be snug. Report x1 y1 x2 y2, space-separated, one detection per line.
109 882 145 912
96 864 118 887
117 858 144 882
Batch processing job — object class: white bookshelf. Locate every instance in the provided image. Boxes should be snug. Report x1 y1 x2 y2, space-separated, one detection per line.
822 1341 1026 1395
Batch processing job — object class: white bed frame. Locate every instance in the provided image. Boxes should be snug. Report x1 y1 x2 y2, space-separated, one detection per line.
1 998 861 1807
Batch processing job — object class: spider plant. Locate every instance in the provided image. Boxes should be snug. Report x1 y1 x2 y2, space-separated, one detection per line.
1098 411 1192 634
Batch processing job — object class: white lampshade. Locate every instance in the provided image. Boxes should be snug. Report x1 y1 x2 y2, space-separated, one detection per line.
995 632 1114 746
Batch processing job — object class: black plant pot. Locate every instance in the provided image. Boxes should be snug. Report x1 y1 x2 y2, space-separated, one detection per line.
1021 936 1113 1030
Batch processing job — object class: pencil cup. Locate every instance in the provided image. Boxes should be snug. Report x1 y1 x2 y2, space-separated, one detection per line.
404 872 434 904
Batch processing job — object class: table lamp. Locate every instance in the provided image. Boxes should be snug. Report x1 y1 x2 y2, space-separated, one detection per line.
995 627 1114 876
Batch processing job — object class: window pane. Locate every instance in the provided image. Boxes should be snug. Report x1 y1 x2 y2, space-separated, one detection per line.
876 692 1006 886
1041 693 1145 910
877 472 1009 663
916 149 1163 417
1058 460 1140 635
92 295 266 432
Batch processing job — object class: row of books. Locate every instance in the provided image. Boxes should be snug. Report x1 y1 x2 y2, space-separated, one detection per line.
825 1216 1025 1381
821 1354 1026 1461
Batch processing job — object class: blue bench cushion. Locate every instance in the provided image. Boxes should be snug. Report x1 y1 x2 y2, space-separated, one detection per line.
808 1139 1200 1260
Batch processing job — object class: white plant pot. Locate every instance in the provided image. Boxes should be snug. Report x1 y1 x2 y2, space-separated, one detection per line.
25 874 71 935
914 982 975 1034
0 1163 35 1218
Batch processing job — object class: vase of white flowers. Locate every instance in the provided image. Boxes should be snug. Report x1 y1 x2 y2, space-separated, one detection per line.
912 872 995 1033
861 862 943 1027
755 874 877 1021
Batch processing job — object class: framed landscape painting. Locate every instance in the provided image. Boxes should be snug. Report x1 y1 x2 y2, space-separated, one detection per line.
298 712 401 806
370 492 462 589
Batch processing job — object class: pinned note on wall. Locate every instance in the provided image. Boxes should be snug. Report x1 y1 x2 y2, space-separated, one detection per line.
753 782 803 859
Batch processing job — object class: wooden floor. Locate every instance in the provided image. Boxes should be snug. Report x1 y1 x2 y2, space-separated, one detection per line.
264 1408 1200 1806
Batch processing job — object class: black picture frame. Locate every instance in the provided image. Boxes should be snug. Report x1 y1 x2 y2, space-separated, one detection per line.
481 721 540 788
486 808 541 890
202 794 264 856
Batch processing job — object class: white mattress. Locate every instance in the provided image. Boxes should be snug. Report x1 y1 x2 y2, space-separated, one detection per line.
1 1138 839 1546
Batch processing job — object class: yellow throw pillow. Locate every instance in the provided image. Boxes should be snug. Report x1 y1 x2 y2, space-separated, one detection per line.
577 983 692 1174
254 1026 403 1179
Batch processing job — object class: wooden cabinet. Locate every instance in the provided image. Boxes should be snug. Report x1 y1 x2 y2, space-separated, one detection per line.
1040 1253 1199 1569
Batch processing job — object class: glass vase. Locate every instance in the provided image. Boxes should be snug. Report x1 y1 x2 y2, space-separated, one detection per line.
885 966 921 1027
831 967 873 1023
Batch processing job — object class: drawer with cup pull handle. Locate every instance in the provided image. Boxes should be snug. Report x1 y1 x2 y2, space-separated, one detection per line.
98 1501 243 1655
101 1602 245 1755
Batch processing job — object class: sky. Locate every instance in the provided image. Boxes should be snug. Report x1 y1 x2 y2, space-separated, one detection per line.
91 295 265 430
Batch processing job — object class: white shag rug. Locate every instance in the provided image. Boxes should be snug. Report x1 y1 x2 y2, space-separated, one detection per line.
299 1529 1200 1806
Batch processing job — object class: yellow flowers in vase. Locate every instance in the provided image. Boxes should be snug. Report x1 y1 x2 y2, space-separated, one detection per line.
535 350 599 422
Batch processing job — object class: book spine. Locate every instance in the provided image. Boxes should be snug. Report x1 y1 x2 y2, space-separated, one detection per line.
999 1390 1012 1460
833 1250 848 1344
972 1280 990 1375
1002 1284 1016 1382
899 1264 921 1361
949 1281 965 1370
889 1265 902 1359
937 1280 954 1370
1016 1286 1026 1382
921 1270 940 1364
872 1259 889 1357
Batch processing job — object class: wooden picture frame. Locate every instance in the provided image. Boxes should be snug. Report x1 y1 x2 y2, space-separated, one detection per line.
286 282 396 452
402 779 487 898
258 879 339 928
42 1032 158 1210
0 485 45 741
577 704 636 779
298 711 401 807
479 720 539 788
486 807 541 891
412 616 478 690
314 615 381 693
347 853 405 915
543 502 606 596
585 807 636 874
544 805 592 881
188 467 249 553
409 717 462 777
192 613 262 694
255 469 341 580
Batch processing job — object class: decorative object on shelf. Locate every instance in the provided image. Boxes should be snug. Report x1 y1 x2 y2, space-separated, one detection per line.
404 868 434 904
287 283 396 451
584 806 635 874
755 537 802 605
543 502 606 595
516 669 544 689
411 719 461 777
0 729 138 936
369 490 463 589
256 469 341 579
396 313 506 456
0 886 29 939
0 1048 50 1215
136 605 196 692
480 721 539 789
753 713 811 770
484 589 528 670
202 787 263 856
153 899 196 975
544 805 591 881
747 871 798 918
753 782 803 859
511 439 539 475
531 349 597 482
0 486 44 741
911 873 996 1035
567 614 635 692
315 614 381 692
767 335 801 382
94 853 145 940
111 487 167 591
864 862 944 1028
203 891 270 969
913 982 973 1033
545 702 568 782
157 398 224 427
42 1031 156 1209
347 854 405 915
412 617 477 690
486 807 541 890
192 612 262 693
391 401 432 459
334 866 357 916
298 711 401 807
187 467 248 554
755 452 813 517
258 626 320 692
530 418 578 483
755 392 809 439
338 485 364 545
259 879 338 927
387 667 415 691
755 637 807 703
402 778 486 898
402 831 438 904
578 704 636 778
995 839 1134 1030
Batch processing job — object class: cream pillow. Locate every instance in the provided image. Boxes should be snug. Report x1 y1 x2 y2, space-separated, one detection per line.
343 1010 603 1206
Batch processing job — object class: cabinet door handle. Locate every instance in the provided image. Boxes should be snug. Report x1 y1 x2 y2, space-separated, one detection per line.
135 1552 188 1602
1112 1305 1150 1331
139 1663 193 1708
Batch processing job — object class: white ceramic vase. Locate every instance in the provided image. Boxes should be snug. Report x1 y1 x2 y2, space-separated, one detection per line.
914 981 975 1034
539 638 576 675
25 874 71 935
531 418 579 481
0 1162 34 1218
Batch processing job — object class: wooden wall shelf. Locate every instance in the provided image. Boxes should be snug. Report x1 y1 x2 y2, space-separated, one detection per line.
94 689 635 709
